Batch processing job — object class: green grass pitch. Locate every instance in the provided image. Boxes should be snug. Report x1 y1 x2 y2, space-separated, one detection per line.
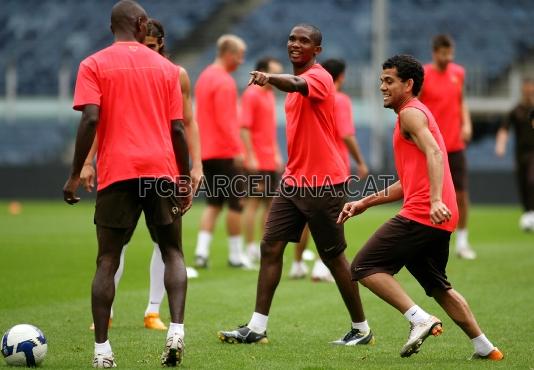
0 201 533 369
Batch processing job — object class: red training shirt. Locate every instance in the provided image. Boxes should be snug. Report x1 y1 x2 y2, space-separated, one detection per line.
283 64 347 187
240 85 278 171
73 41 183 191
393 98 458 232
195 64 242 160
419 63 465 152
334 91 356 176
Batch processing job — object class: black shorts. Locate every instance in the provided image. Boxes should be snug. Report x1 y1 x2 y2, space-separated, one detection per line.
202 158 244 212
351 215 452 296
246 170 279 198
448 150 468 192
263 183 347 260
94 178 183 230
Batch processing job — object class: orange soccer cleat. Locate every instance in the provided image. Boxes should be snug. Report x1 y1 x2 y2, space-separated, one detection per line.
144 313 168 330
471 347 504 361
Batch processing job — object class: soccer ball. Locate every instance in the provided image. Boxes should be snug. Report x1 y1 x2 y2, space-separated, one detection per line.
519 211 534 232
2 324 47 367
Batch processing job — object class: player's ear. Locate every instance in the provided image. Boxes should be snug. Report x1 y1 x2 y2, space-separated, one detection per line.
314 45 322 56
405 78 414 94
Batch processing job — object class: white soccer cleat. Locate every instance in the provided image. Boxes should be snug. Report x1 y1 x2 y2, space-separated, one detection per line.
456 245 477 260
400 316 443 357
161 334 184 367
93 352 117 368
311 260 335 283
185 266 199 279
289 261 309 279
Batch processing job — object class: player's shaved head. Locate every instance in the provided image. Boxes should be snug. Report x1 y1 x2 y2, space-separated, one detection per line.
293 23 322 46
111 0 147 34
217 34 247 56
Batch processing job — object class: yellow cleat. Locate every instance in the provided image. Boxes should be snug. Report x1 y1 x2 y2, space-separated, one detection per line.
89 319 112 331
144 313 167 330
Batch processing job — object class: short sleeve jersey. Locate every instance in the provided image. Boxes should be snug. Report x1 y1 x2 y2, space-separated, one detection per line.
283 64 346 187
73 41 182 191
334 91 356 176
393 98 458 232
420 63 465 152
195 64 242 160
240 85 278 171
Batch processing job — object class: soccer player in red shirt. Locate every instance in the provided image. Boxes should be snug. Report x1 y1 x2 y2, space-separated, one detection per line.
81 18 203 332
419 35 475 259
218 24 373 346
63 1 190 367
339 54 502 360
240 57 284 262
290 58 369 281
193 35 252 269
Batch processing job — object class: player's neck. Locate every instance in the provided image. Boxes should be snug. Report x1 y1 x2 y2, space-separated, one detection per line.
293 59 315 75
432 61 448 72
114 31 139 43
213 58 231 73
394 95 415 113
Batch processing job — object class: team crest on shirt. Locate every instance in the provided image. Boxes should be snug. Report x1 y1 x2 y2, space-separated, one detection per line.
451 75 459 84
129 46 138 51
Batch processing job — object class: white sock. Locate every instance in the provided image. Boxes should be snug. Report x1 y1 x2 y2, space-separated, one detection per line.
472 334 494 356
167 322 184 339
145 243 165 316
403 305 431 324
352 320 370 333
247 242 258 253
94 340 112 355
228 235 243 263
195 230 212 258
456 229 468 248
248 312 268 333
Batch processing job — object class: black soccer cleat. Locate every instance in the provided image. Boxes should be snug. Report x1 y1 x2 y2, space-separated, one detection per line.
331 328 375 346
217 325 268 344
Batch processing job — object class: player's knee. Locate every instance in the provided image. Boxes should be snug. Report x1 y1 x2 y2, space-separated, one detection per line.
260 240 283 261
96 254 121 275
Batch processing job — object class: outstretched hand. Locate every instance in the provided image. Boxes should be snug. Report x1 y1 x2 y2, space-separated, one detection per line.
337 200 367 224
248 71 270 86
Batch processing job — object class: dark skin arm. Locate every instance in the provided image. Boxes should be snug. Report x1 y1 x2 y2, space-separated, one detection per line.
63 104 100 204
171 119 193 214
248 72 308 95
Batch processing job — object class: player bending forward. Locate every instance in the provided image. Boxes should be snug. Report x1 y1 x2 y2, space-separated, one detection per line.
338 54 503 360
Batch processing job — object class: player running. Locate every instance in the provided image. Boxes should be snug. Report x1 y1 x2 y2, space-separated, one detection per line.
63 1 190 366
290 58 369 281
419 35 475 259
218 24 373 346
193 35 252 269
240 57 284 262
338 54 503 360
81 17 203 332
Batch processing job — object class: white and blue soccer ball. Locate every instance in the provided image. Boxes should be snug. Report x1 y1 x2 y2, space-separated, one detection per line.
2 324 47 367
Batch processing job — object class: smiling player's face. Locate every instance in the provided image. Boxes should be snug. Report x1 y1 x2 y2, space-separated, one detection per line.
287 27 320 68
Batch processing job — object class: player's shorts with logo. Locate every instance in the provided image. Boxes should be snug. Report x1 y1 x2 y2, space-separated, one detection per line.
351 215 452 296
246 170 279 198
201 158 244 211
94 178 184 230
263 183 347 260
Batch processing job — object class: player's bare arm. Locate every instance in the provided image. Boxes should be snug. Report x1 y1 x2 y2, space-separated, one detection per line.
179 67 203 194
461 95 473 143
63 104 100 204
240 127 258 171
337 181 403 224
170 118 192 214
400 107 451 225
248 72 308 95
80 137 98 192
495 127 509 157
343 135 369 179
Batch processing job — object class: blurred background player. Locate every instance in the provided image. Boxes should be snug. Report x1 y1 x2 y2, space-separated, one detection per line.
219 24 373 346
63 1 191 366
339 54 502 360
290 58 369 281
495 78 534 231
81 18 203 332
194 34 252 269
419 34 476 260
240 57 284 262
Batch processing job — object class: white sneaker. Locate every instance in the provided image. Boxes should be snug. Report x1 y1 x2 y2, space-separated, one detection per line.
400 316 443 357
186 266 199 279
161 334 184 367
311 260 334 283
93 353 117 368
302 249 315 261
519 211 534 232
289 261 308 279
456 244 477 260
